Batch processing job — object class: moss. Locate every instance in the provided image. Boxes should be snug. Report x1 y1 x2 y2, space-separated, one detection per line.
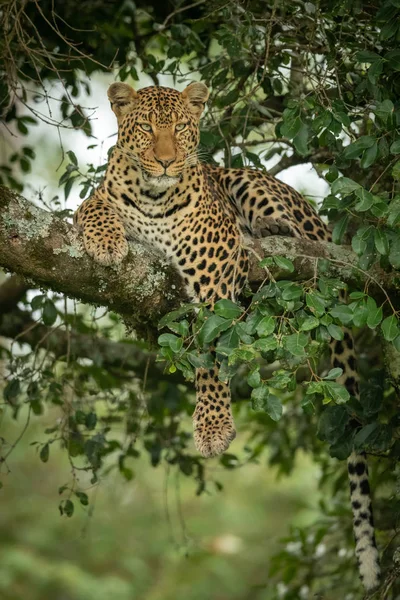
2 195 53 240
53 228 85 258
53 245 85 258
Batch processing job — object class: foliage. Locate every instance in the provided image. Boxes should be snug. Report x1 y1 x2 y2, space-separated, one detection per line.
1 0 400 597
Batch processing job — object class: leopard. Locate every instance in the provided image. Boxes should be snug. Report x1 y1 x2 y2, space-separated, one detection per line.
74 81 380 591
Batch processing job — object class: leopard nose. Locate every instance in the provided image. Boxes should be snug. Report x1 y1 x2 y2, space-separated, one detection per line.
155 157 175 168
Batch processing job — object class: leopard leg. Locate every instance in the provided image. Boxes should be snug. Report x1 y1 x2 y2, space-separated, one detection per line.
181 239 248 458
74 193 129 266
193 367 236 457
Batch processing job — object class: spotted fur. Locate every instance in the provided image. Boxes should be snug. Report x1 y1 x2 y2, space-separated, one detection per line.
74 82 380 590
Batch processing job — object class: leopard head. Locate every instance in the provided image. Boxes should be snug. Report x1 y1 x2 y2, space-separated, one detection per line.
108 82 209 191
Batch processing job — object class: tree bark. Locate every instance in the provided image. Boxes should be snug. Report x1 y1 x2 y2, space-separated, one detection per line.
0 185 398 338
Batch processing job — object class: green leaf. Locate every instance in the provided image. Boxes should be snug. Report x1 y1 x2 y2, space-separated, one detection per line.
367 59 383 83
247 369 261 388
330 305 353 325
265 394 283 421
389 236 400 268
374 99 394 123
306 293 326 317
393 333 400 351
283 332 308 356
387 197 400 226
317 405 349 443
300 316 320 331
281 114 302 139
216 327 240 355
390 139 400 155
366 297 383 329
324 367 343 380
158 333 183 353
354 188 375 212
66 150 78 165
3 378 20 401
187 352 215 369
281 284 303 301
31 294 45 310
361 383 383 417
381 315 399 341
392 161 400 181
214 299 242 319
352 226 371 255
324 381 350 403
386 48 400 70
61 499 75 517
332 214 349 244
40 443 49 463
356 50 382 63
293 123 309 156
327 323 344 340
256 316 275 337
374 229 389 255
354 423 392 451
158 303 197 328
198 315 232 345
273 256 295 273
331 177 360 195
251 384 269 411
75 491 89 506
252 337 278 351
42 299 57 326
360 142 378 169
85 412 97 430
352 302 368 328
343 136 375 160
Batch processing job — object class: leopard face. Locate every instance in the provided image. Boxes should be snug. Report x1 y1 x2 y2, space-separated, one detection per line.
107 82 209 191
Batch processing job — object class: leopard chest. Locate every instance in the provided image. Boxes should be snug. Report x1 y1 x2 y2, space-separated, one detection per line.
111 191 204 261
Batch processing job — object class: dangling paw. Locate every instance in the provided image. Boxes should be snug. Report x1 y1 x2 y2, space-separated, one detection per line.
192 399 236 458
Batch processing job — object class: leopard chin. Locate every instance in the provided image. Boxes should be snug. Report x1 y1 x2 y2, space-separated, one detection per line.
142 171 180 193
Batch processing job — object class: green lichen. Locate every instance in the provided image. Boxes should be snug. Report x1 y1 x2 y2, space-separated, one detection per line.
2 196 53 239
53 244 85 258
53 228 85 258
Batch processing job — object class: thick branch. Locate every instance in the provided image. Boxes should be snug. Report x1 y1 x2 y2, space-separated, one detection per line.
1 186 399 337
0 186 186 336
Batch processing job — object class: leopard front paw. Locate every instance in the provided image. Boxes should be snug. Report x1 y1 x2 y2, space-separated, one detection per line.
192 401 236 458
83 234 129 266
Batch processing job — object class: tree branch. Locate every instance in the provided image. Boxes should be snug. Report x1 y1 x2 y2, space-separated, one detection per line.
1 185 398 340
0 305 185 386
0 185 186 336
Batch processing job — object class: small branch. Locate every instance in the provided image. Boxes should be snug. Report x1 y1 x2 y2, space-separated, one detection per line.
0 306 184 386
268 149 333 176
249 237 399 302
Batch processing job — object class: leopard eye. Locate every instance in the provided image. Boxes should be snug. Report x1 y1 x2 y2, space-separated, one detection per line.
175 123 187 132
139 123 152 132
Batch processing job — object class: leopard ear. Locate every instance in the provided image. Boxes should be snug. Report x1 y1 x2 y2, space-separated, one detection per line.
181 82 209 118
107 83 138 118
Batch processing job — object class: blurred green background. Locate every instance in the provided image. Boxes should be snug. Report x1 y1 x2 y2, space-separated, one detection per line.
0 410 319 600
